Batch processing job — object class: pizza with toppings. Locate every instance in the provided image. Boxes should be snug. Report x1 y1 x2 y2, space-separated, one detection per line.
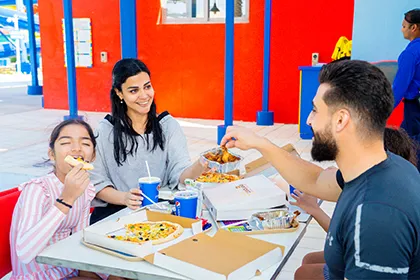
107 221 184 245
64 155 94 170
196 172 240 183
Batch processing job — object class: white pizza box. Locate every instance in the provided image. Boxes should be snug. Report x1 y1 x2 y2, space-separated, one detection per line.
83 210 202 258
144 229 285 280
202 174 287 221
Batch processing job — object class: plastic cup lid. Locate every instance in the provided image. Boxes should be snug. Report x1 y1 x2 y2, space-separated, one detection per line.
138 177 161 183
174 191 198 199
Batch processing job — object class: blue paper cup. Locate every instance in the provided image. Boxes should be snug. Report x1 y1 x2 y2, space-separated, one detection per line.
138 177 161 206
174 191 198 219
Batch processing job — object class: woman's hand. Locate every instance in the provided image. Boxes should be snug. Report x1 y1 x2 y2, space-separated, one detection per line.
198 158 212 173
180 158 213 184
123 188 143 210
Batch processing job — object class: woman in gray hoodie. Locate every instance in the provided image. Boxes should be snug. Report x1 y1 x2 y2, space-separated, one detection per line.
90 58 207 224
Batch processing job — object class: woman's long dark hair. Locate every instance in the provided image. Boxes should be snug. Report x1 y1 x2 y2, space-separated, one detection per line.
384 127 418 167
110 58 165 166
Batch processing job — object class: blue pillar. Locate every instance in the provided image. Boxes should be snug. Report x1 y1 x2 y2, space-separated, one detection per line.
256 0 274 126
25 0 42 95
192 0 196 18
119 0 137 58
63 0 81 120
217 0 234 144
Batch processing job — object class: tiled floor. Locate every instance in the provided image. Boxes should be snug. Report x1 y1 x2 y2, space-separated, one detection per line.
277 201 336 279
0 107 336 279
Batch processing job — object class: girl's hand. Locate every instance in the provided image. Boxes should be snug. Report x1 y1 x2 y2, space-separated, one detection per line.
290 191 320 215
61 164 90 205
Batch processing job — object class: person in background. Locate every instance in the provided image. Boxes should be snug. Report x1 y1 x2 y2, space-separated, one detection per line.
10 120 106 279
221 60 420 279
90 58 208 224
393 9 420 170
293 127 418 280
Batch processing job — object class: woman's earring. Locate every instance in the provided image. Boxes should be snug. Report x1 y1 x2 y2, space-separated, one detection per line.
120 99 124 104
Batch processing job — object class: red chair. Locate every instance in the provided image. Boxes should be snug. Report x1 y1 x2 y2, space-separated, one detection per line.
0 187 19 197
0 191 21 278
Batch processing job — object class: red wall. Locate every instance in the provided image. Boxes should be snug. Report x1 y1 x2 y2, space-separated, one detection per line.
39 0 120 112
39 0 355 124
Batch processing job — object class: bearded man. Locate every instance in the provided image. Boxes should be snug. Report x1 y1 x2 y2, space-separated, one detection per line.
221 60 420 279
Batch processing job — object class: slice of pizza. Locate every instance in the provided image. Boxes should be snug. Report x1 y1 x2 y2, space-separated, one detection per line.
123 221 184 245
196 172 239 183
107 234 144 244
64 155 94 170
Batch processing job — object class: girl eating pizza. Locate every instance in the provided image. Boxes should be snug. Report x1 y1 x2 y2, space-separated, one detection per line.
9 119 114 279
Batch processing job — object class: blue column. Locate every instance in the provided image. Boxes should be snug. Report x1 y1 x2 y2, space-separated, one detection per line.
25 0 42 95
256 0 274 126
63 0 81 120
192 0 196 18
119 0 137 58
217 0 234 144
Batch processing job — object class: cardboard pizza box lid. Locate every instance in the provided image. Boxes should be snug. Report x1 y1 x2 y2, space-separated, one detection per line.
145 210 201 230
144 229 284 280
227 169 240 176
244 144 299 178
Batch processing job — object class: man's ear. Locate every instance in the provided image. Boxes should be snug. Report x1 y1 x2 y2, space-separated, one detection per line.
335 109 351 133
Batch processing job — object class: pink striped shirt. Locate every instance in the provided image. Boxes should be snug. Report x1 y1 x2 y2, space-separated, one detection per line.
9 173 95 280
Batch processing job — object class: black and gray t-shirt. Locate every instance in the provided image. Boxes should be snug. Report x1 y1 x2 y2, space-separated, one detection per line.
325 152 420 279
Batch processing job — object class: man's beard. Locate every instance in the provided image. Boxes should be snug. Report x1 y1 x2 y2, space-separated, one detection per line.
311 126 338 162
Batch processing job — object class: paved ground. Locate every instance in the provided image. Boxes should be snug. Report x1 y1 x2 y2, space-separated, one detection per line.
0 86 43 116
0 73 43 88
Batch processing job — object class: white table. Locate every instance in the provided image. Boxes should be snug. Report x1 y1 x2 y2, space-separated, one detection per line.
37 166 314 279
36 206 311 280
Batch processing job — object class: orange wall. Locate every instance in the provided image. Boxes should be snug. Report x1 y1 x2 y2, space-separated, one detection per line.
39 0 355 124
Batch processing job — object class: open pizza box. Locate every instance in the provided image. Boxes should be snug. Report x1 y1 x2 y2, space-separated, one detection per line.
160 144 298 201
186 143 298 188
200 144 302 226
144 229 285 280
83 209 202 258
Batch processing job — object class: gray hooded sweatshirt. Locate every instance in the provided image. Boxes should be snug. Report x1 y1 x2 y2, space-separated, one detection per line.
90 113 191 207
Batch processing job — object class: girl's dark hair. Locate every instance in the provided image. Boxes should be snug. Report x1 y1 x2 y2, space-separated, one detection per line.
49 119 97 150
384 127 418 167
110 58 164 166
